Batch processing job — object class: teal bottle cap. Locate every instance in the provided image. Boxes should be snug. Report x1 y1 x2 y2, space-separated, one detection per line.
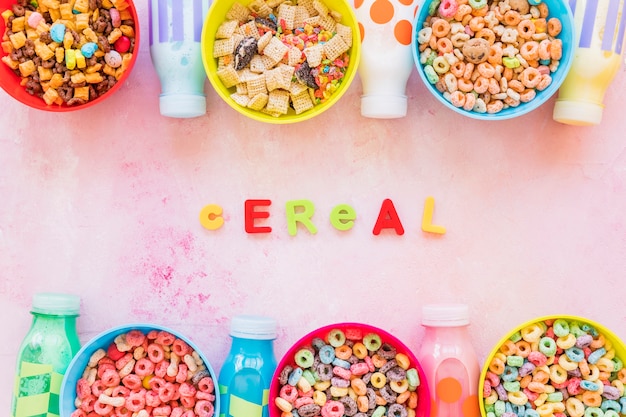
230 315 277 340
32 293 81 316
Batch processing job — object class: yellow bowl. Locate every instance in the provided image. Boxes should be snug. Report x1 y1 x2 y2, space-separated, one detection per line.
479 315 626 417
201 0 360 124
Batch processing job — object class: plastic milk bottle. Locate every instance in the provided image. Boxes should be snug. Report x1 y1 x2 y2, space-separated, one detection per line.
149 0 211 118
218 315 278 417
10 293 81 417
419 304 480 417
353 0 419 118
553 0 626 125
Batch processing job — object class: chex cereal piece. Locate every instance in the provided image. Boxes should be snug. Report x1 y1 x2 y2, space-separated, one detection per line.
313 0 329 16
277 4 296 30
218 55 235 69
236 82 248 95
249 0 272 18
237 20 260 39
298 0 318 16
213 38 235 57
330 10 343 22
226 2 250 22
286 45 302 66
294 6 311 27
265 67 283 92
237 68 255 83
291 89 315 114
260 54 277 70
249 55 266 73
266 0 285 8
335 23 353 47
246 73 267 97
263 37 289 64
217 65 240 88
230 92 250 107
266 89 290 114
318 14 337 32
303 16 321 27
323 34 349 61
289 81 308 96
304 44 323 68
277 63 295 87
247 92 269 110
216 20 239 39
257 32 273 53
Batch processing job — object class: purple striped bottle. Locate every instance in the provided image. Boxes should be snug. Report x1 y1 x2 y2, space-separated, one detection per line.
149 0 211 118
553 0 626 125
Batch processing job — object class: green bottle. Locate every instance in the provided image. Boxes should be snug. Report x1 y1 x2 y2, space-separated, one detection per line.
11 293 81 417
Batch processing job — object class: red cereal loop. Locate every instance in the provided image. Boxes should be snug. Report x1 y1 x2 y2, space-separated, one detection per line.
198 377 215 393
172 339 192 357
125 329 146 347
156 331 176 346
106 343 125 361
194 400 215 417
147 344 165 363
179 382 197 397
134 358 155 377
125 393 146 412
121 374 142 390
196 391 216 402
76 378 91 399
79 395 96 412
101 368 121 387
146 390 161 407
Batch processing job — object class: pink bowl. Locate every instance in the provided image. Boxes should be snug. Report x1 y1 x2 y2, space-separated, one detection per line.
0 0 139 111
269 322 431 417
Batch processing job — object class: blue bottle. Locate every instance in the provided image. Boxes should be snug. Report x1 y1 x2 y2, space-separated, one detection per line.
219 315 277 417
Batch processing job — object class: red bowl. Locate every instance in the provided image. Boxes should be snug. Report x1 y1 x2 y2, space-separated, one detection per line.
0 0 139 111
269 322 431 417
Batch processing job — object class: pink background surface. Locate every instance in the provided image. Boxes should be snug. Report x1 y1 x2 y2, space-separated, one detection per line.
2 1 626 413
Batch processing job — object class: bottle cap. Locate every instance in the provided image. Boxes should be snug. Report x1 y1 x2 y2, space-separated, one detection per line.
422 304 470 327
230 315 277 340
159 94 206 118
360 94 408 119
31 292 81 316
552 100 604 126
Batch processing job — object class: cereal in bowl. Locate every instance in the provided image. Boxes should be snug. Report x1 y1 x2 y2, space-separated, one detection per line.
213 0 353 117
416 0 565 115
70 329 216 417
274 328 421 417
1 0 136 106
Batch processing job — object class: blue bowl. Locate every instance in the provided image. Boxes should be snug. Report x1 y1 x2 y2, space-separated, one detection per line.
59 323 219 417
412 0 575 120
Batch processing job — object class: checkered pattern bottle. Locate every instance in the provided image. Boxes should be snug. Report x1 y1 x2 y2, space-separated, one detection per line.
10 293 81 417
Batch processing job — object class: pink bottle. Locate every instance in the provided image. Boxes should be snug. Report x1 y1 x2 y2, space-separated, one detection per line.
419 304 481 417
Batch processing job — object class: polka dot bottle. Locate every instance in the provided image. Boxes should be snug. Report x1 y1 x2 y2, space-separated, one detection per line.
419 304 481 417
10 293 81 417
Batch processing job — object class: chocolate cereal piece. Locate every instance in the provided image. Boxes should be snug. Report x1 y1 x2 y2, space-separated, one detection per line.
462 38 490 64
297 404 321 417
234 36 258 70
295 61 318 89
339 396 358 416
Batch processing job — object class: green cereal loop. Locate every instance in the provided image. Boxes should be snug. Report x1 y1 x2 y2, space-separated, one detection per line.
302 369 316 384
363 333 382 351
539 336 557 356
295 348 315 368
604 411 620 417
553 319 570 337
428 0 441 15
424 65 439 84
584 407 604 417
581 323 598 336
327 329 346 347
569 322 585 337
486 407 495 416
494 400 506 415
613 357 623 371
509 331 522 343
372 405 386 417
406 368 420 388
426 51 437 66
506 355 523 367
503 57 520 68
547 392 563 402
468 0 487 9
503 381 520 392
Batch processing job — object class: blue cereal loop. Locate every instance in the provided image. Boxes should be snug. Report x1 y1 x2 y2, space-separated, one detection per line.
581 323 598 336
601 400 622 413
528 0 542 4
332 357 350 369
525 410 539 417
287 367 303 386
502 366 519 382
565 346 585 362
538 337 557 356
588 347 606 364
580 380 601 391
311 337 326 350
50 23 66 43
318 345 335 364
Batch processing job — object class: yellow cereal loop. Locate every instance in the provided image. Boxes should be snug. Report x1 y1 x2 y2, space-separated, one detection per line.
549 364 567 384
484 391 498 405
565 397 585 417
534 393 548 407
611 379 624 396
390 379 409 394
558 354 579 371
521 324 543 342
395 353 410 370
330 386 348 398
314 380 331 391
370 372 386 389
352 343 368 359
556 333 576 349
508 391 528 406
536 402 553 416
597 357 615 372
313 390 326 406
296 376 311 393
585 364 600 381
274 397 292 413
500 340 517 355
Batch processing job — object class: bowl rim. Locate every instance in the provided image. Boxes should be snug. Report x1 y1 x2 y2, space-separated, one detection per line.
58 322 220 417
411 0 576 120
268 321 431 417
0 0 140 112
200 0 361 125
478 314 626 417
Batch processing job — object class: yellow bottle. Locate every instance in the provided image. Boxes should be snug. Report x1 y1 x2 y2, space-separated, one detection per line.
553 0 626 126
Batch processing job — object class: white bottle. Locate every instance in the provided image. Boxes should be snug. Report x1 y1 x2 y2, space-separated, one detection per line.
353 0 419 118
552 0 626 126
148 0 211 118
